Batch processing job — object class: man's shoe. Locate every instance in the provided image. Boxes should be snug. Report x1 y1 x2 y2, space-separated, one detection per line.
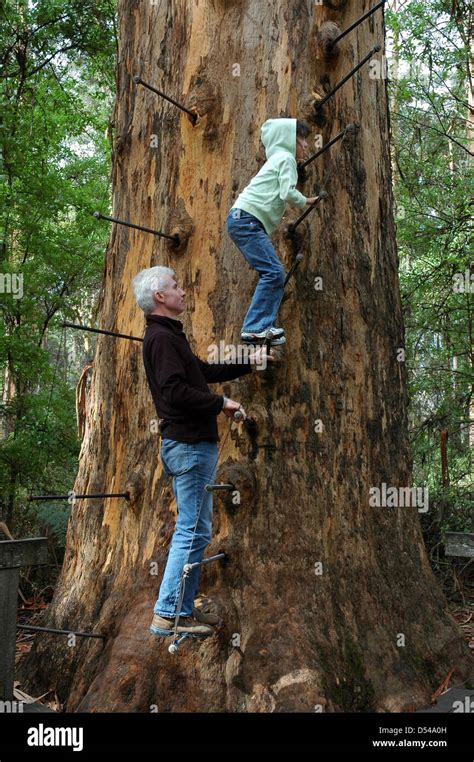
192 607 221 625
150 614 214 637
192 596 222 626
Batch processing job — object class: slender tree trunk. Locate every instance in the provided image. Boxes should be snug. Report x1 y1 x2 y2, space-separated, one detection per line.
467 6 474 450
387 0 398 175
20 0 472 712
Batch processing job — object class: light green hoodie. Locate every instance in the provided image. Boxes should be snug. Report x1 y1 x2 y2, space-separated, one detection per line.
232 117 308 235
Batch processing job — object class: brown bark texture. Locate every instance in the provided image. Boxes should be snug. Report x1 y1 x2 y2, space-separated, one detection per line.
20 0 473 712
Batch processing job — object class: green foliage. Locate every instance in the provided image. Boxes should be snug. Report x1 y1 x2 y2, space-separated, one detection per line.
0 0 116 544
386 0 473 538
35 501 71 547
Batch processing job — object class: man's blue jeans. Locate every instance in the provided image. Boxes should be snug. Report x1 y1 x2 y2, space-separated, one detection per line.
154 438 218 618
226 207 286 333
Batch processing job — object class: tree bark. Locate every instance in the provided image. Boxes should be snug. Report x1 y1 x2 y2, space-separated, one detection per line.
20 0 472 712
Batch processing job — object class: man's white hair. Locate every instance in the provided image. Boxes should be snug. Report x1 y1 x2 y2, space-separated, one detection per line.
132 265 175 315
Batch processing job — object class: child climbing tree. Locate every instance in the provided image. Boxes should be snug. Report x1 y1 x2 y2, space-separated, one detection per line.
20 0 472 712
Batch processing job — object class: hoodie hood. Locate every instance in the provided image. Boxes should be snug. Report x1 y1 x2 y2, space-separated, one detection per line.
261 118 297 160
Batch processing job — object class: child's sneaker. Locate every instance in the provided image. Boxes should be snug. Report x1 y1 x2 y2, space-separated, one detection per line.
241 334 286 345
241 327 284 342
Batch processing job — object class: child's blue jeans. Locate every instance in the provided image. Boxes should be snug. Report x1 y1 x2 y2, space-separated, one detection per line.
226 207 286 333
154 438 218 618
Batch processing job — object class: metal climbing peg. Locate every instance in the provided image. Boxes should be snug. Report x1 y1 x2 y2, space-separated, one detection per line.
264 331 274 358
133 75 198 125
204 483 235 493
182 552 226 574
326 1 387 51
61 321 143 342
288 192 328 234
28 492 130 502
168 633 191 654
284 253 304 288
93 210 180 245
300 124 355 170
314 45 381 112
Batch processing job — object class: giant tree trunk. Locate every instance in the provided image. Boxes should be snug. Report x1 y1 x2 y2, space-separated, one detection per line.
21 0 472 712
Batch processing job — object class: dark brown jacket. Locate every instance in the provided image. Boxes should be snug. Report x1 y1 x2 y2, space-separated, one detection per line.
142 315 252 442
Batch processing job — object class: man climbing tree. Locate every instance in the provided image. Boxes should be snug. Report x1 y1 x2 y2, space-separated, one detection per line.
132 265 271 640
